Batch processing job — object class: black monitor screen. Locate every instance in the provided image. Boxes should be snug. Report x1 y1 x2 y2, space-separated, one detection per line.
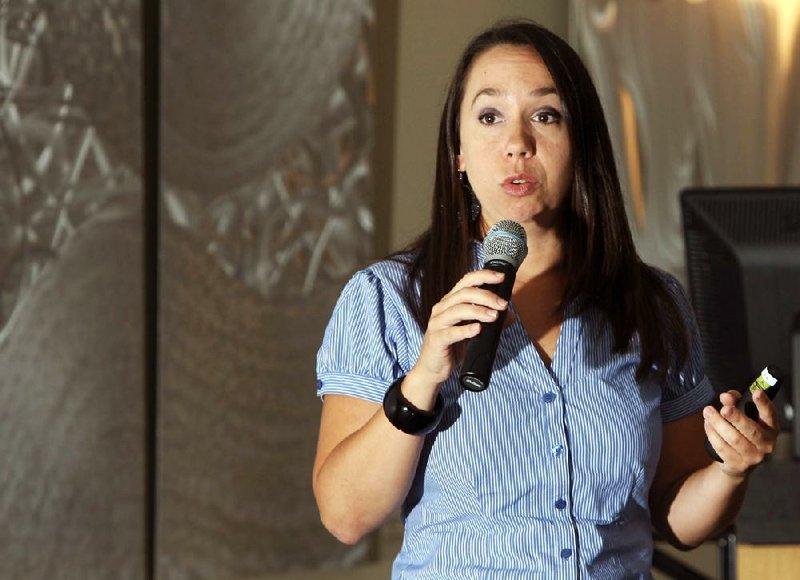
681 187 800 433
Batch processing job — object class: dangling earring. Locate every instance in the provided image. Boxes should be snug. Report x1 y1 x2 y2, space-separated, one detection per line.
459 171 481 223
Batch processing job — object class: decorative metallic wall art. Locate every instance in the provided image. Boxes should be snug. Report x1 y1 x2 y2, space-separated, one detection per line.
0 0 380 576
158 0 377 578
571 0 800 279
0 0 141 335
0 0 145 578
161 0 374 298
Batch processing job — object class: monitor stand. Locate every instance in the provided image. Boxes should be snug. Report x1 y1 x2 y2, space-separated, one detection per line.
793 313 799 460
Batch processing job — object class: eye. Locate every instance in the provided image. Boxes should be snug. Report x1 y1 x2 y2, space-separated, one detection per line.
532 108 563 124
478 109 502 125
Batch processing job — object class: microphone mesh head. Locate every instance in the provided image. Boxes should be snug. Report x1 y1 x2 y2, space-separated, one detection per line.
483 220 528 268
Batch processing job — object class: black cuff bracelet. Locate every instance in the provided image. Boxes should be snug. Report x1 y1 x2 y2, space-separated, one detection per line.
383 376 444 436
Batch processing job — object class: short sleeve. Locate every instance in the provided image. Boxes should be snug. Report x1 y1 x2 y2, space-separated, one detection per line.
658 272 715 422
316 268 407 403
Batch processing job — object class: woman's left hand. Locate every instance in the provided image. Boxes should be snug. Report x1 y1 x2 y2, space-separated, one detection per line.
703 389 780 477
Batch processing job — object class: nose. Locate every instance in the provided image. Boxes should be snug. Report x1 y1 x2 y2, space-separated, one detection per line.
505 120 534 160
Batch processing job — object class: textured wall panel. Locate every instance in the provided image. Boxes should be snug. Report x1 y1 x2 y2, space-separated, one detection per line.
158 0 375 577
158 225 353 577
0 1 145 578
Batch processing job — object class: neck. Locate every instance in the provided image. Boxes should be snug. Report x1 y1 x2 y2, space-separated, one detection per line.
516 226 565 283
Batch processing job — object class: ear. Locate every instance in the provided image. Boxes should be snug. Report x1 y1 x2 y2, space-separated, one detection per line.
457 151 465 172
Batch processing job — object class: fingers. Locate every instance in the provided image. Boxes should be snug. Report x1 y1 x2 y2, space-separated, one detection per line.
433 288 507 317
703 399 777 474
428 269 509 343
425 319 483 349
715 404 767 447
431 298 505 329
444 269 505 297
412 269 509 385
432 270 508 324
703 406 757 473
751 389 780 429
718 390 741 407
703 417 739 467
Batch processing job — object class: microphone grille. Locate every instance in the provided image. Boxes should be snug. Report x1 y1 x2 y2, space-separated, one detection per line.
483 220 528 268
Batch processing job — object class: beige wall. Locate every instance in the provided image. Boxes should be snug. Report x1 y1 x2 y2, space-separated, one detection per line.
386 1 568 251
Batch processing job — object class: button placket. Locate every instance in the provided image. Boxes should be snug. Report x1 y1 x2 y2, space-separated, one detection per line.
539 372 575 567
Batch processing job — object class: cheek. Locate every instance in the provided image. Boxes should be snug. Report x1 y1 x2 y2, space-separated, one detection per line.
460 144 487 176
549 148 573 183
538 149 573 204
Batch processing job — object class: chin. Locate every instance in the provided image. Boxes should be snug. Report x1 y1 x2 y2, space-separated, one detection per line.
509 206 564 230
507 206 548 225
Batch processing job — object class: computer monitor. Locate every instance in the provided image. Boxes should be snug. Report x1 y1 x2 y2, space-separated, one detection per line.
681 187 800 456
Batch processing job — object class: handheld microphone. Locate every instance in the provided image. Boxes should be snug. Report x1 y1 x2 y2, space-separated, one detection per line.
459 220 528 392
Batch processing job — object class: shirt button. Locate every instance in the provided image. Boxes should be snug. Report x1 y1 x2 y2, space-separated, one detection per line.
551 445 564 457
560 548 573 559
541 392 556 403
555 498 567 510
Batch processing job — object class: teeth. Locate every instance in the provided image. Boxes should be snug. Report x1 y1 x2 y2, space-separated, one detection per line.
512 179 526 184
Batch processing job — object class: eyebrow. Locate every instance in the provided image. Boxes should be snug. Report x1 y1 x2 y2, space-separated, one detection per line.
470 86 558 107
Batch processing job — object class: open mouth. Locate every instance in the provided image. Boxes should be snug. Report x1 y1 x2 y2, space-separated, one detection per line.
503 174 537 195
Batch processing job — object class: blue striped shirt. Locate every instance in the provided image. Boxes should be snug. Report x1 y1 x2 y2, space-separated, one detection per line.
316 243 713 579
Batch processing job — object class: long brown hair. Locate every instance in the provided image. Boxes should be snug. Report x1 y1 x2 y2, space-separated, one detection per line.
398 19 688 382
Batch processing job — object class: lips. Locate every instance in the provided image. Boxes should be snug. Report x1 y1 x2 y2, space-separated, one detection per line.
502 173 538 196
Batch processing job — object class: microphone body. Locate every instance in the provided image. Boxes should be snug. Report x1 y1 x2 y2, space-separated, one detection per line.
458 220 528 392
459 259 517 391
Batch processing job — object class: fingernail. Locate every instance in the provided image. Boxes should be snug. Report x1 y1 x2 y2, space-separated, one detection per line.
487 309 498 318
703 407 713 419
721 406 733 418
497 298 508 307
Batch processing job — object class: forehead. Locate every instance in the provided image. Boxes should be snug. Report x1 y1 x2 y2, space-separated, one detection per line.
463 44 554 92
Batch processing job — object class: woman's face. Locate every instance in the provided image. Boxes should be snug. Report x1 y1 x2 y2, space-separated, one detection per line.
457 44 572 232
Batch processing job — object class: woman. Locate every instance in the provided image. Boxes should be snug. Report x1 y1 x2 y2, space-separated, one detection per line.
313 19 778 578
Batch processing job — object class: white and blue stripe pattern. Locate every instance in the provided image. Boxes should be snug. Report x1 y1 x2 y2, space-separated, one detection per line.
316 243 714 579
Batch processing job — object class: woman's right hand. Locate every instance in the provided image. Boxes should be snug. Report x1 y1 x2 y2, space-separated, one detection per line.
410 269 509 387
313 269 509 544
